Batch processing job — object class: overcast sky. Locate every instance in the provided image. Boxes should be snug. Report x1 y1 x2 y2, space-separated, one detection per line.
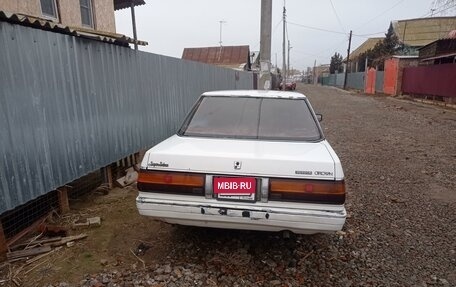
115 0 444 71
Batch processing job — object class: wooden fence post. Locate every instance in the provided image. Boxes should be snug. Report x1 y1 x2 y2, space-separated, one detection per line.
57 187 70 214
0 221 7 260
103 165 113 189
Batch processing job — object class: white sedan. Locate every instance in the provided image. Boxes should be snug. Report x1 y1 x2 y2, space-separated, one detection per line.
136 90 346 234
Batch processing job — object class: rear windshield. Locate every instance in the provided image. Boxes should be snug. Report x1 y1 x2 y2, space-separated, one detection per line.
179 96 322 141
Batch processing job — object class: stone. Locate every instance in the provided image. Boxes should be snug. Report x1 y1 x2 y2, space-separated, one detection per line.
154 275 169 282
88 217 102 227
164 265 172 274
270 280 282 286
155 267 164 274
102 275 110 284
264 259 277 268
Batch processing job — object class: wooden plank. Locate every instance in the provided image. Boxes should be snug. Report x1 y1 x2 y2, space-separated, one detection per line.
57 187 70 214
6 246 52 260
0 221 7 261
6 215 48 248
46 234 87 247
10 237 63 250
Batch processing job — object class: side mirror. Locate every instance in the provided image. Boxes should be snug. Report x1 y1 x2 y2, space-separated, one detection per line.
316 114 323 122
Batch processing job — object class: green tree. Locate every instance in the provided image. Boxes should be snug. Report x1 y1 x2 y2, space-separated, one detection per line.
329 52 344 74
381 22 401 55
356 22 402 71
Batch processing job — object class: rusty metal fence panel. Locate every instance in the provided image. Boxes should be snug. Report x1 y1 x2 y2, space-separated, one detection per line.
402 64 456 98
0 21 253 213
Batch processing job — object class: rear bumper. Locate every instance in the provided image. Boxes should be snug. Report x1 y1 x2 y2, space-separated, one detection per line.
136 194 346 234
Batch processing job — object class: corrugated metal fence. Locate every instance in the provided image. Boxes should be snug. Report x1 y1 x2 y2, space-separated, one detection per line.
346 72 364 90
321 72 365 90
375 71 384 93
402 63 456 98
0 21 253 213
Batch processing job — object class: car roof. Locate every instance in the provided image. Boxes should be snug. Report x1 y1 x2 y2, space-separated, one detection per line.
202 90 307 99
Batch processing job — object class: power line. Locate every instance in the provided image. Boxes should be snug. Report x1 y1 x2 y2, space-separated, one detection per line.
293 37 348 61
421 2 456 17
354 0 405 30
287 21 347 35
273 19 282 33
352 31 386 38
422 1 455 16
328 0 346 33
288 20 384 39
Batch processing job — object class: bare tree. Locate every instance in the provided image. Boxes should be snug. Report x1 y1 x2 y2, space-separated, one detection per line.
430 0 456 16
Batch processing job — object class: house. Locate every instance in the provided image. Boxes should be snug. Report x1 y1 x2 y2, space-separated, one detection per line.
346 17 456 72
418 30 456 65
315 64 330 84
392 16 456 55
347 37 384 72
182 45 251 71
0 0 146 48
1 0 116 32
0 0 145 34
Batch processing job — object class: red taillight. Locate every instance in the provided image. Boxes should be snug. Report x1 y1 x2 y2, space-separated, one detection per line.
269 179 345 204
137 170 205 196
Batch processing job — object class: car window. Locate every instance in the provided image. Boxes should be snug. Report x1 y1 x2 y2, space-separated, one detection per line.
258 98 320 140
183 97 260 138
181 96 322 141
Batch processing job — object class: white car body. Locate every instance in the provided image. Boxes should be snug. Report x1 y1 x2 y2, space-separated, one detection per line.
136 90 346 234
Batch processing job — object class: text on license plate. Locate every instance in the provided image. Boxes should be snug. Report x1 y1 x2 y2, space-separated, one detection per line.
213 177 256 200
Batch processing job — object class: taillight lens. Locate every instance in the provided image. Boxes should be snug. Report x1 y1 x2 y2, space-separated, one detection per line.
269 179 345 204
137 170 205 196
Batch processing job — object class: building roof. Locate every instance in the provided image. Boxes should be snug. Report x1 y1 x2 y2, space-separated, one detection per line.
114 0 146 11
182 45 251 70
0 11 147 47
349 37 384 60
393 16 456 47
421 52 456 62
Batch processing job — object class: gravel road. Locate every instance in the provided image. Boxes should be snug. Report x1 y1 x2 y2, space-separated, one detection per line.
63 85 456 287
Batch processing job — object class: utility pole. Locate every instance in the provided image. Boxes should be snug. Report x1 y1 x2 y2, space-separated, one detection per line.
313 59 317 85
287 40 292 78
282 4 286 85
343 30 352 90
275 53 277 70
219 20 226 46
259 0 272 90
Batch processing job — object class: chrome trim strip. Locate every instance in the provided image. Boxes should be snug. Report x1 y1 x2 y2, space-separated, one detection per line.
261 177 269 203
205 174 213 199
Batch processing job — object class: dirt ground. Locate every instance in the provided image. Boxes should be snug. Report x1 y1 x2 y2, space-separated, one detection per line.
2 84 456 287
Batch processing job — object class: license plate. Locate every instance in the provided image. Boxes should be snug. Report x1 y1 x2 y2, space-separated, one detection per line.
213 177 256 201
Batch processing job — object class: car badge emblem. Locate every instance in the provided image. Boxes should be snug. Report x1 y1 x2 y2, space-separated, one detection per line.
234 161 242 170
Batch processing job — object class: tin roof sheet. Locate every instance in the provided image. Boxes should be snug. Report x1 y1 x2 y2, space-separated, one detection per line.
114 0 146 11
182 45 250 67
349 37 384 60
393 17 456 47
0 11 148 47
